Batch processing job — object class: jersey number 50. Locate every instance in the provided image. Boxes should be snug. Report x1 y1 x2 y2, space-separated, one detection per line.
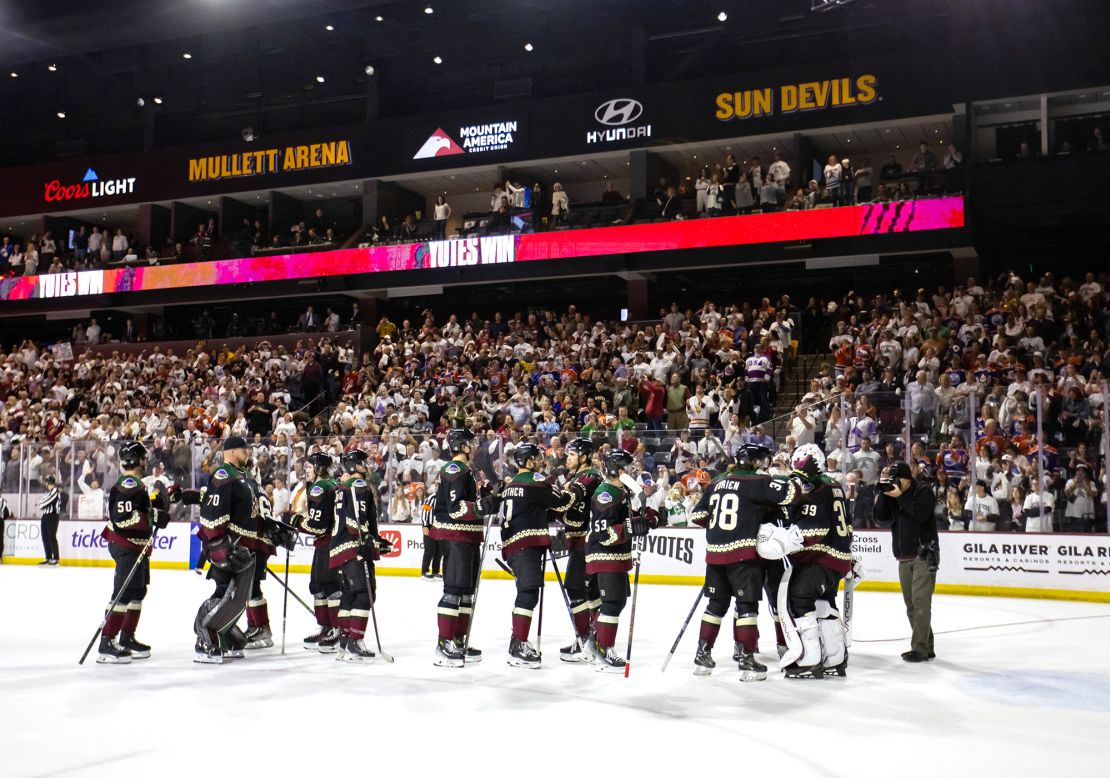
708 492 740 531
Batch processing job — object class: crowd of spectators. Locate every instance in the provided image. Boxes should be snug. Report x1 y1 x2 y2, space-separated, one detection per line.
789 270 1109 534
653 143 966 222
0 270 1105 534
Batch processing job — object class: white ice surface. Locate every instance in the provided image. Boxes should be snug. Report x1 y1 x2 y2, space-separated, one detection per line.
1 565 1107 778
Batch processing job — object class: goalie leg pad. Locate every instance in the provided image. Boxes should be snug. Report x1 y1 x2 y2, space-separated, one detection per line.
819 617 847 669
793 614 822 669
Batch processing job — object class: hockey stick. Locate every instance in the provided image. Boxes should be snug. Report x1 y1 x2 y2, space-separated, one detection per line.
461 508 499 664
79 533 156 665
661 587 703 673
363 560 395 663
624 539 644 678
495 557 515 577
280 548 290 655
536 553 546 655
546 547 580 641
266 566 315 616
777 557 803 668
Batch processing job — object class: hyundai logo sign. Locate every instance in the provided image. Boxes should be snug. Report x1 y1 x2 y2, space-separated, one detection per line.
588 99 651 145
594 98 644 126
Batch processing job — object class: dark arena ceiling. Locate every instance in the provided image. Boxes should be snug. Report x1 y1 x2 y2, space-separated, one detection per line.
0 0 1105 167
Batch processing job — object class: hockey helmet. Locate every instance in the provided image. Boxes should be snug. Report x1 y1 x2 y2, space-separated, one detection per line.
735 443 773 470
340 449 370 474
565 437 595 458
119 440 148 469
601 448 635 478
446 428 476 455
307 451 334 476
513 442 543 469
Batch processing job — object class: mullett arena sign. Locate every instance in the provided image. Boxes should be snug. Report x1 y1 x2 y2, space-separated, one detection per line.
187 139 352 182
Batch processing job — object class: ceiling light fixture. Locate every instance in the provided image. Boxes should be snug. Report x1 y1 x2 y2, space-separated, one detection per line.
9 72 16 78
433 56 443 64
718 11 728 22
364 65 375 75
183 52 192 59
48 64 57 72
325 24 334 31
524 42 534 52
136 98 145 107
154 97 163 105
316 75 326 83
57 111 66 119
424 5 434 14
375 15 383 21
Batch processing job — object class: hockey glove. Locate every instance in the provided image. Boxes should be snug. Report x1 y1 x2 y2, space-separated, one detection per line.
166 483 182 504
629 517 651 537
373 534 395 555
477 493 501 516
641 507 662 529
264 520 297 551
149 485 171 512
228 545 254 573
154 509 172 530
181 488 206 506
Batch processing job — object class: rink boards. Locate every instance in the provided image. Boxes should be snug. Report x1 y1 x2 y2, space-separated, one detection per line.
3 520 1108 602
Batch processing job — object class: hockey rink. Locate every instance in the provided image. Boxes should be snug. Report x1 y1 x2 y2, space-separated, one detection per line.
0 565 1107 778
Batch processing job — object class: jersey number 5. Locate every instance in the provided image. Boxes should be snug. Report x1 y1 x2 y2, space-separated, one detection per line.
708 492 740 531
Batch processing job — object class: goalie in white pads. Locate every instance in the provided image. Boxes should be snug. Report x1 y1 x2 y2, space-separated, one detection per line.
689 444 809 681
763 447 854 678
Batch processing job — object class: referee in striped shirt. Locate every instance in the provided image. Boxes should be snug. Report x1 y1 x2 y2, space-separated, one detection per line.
38 475 63 566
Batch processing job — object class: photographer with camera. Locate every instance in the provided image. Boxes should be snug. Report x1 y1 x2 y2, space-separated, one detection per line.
874 461 938 663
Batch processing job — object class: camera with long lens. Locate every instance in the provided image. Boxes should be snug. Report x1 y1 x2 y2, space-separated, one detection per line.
918 539 940 572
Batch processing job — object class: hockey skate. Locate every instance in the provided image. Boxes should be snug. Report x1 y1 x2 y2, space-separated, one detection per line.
118 632 151 659
244 625 273 650
302 625 328 650
736 648 768 682
559 637 589 663
434 638 465 668
508 637 541 669
316 627 342 654
96 636 133 664
193 639 223 665
783 660 825 679
462 645 482 663
341 638 376 663
594 645 627 674
335 634 348 660
693 640 716 677
824 650 849 678
222 627 247 659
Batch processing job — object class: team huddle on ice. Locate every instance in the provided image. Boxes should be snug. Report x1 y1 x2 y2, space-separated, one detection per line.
92 431 860 681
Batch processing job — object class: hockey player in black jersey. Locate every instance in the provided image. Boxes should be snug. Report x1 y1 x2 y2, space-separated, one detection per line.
97 442 176 663
329 449 390 662
291 451 343 652
557 438 603 662
500 442 575 668
688 444 812 681
773 448 854 679
194 437 258 664
431 429 492 667
585 449 662 673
